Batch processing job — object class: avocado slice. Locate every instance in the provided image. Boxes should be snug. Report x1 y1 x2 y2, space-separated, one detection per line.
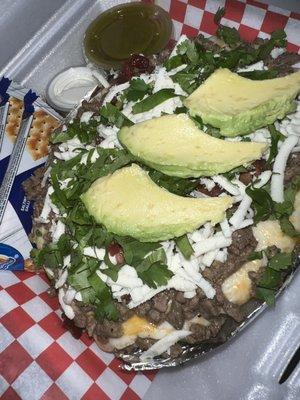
81 164 233 242
184 68 300 137
118 114 267 178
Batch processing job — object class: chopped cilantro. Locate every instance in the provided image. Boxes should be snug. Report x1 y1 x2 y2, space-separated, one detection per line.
137 262 173 289
164 55 185 71
134 248 173 288
248 250 264 261
148 169 198 196
214 7 225 25
115 241 173 289
177 40 199 64
88 272 119 321
223 166 248 180
125 78 152 102
118 237 160 266
245 186 274 223
268 252 292 271
238 69 279 80
254 249 294 306
259 268 282 289
175 235 194 259
51 120 99 144
256 287 276 306
132 89 178 114
267 124 285 165
217 25 241 48
100 103 133 128
257 29 287 60
279 216 300 238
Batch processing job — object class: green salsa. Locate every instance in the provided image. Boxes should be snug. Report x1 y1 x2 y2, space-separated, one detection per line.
83 2 172 69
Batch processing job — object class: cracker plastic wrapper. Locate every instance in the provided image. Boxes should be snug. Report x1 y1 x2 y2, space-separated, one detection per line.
0 1 300 399
0 81 61 271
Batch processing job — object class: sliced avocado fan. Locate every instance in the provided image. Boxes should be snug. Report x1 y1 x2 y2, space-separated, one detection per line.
184 68 300 137
118 114 267 178
81 164 233 242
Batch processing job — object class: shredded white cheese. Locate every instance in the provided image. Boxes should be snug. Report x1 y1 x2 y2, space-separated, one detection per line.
271 135 299 203
193 234 232 256
103 82 130 105
80 111 94 124
140 330 191 361
230 170 272 228
83 247 105 260
38 186 59 222
51 220 65 243
212 175 240 195
55 269 68 289
58 288 75 319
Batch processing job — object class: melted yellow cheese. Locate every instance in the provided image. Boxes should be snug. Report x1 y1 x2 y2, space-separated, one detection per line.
253 220 295 252
222 260 263 305
290 190 300 232
122 315 157 337
111 315 211 350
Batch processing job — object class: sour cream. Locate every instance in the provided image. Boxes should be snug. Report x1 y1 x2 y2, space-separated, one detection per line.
47 67 106 112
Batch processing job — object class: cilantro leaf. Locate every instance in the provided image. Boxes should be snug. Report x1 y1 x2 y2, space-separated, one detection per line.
68 268 91 292
125 78 152 102
164 55 185 71
132 89 178 114
175 235 194 259
31 244 62 269
256 250 294 306
257 29 287 60
51 172 69 209
177 40 199 64
88 272 119 321
274 176 300 218
217 25 241 48
171 71 199 94
268 252 292 271
259 268 282 289
148 170 198 196
135 248 167 273
238 69 279 80
118 237 160 266
120 247 174 289
214 7 225 25
279 216 300 238
267 124 285 164
51 120 99 144
174 106 188 114
101 251 122 282
246 186 274 222
100 103 133 128
248 250 264 261
137 262 173 289
223 165 248 180
256 287 275 306
190 114 204 130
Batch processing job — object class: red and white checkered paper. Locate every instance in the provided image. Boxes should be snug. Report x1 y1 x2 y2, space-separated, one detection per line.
154 0 300 53
1 1 300 399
